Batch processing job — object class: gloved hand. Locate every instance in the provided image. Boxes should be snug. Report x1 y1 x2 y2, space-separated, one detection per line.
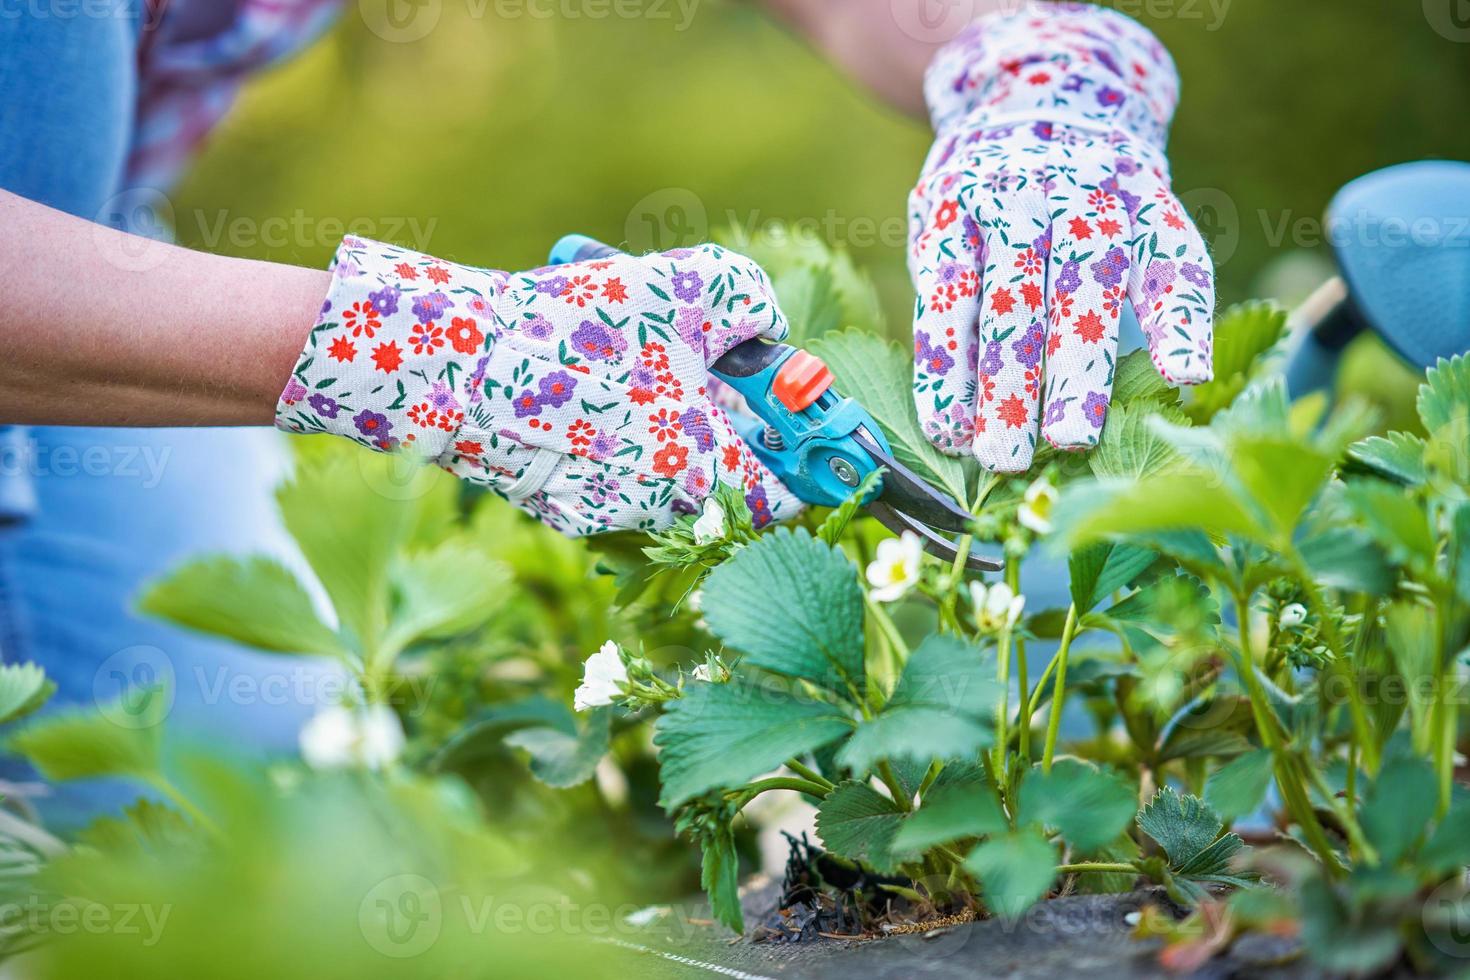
277 237 802 534
909 2 1214 472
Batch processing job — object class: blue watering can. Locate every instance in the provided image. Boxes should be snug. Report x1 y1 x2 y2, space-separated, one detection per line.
1285 160 1470 396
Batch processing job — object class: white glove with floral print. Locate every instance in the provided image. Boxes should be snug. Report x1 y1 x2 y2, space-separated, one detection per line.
910 1 1215 472
277 237 803 535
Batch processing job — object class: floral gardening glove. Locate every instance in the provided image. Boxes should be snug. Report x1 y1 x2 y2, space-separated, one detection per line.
910 2 1214 472
277 237 803 534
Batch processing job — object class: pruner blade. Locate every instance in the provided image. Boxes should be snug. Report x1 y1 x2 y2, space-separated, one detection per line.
849 427 1004 573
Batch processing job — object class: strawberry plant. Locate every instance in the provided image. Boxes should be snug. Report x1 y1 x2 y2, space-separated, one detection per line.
5 227 1461 975
525 232 1470 972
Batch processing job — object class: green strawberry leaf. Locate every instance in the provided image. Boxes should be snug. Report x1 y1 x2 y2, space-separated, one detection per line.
0 662 54 727
654 679 853 808
1203 748 1273 821
964 828 1058 921
816 781 905 874
138 555 346 658
503 706 611 789
892 779 1008 856
701 527 866 698
1137 787 1246 881
1017 759 1136 853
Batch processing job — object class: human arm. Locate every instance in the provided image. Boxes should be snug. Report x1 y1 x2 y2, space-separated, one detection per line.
759 0 1012 116
0 188 798 533
0 188 329 426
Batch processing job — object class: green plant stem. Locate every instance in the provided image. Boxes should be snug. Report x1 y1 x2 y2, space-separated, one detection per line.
1432 598 1456 819
785 759 835 791
1291 554 1379 775
1041 604 1078 773
1303 759 1378 865
916 760 944 802
866 596 909 700
1056 862 1138 875
1007 561 1030 762
1232 593 1345 876
737 777 831 800
147 775 222 839
877 760 913 811
993 623 1012 782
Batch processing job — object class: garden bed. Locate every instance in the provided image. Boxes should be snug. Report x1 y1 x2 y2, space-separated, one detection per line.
619 878 1324 980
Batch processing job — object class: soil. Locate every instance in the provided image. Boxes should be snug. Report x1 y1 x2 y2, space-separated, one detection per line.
609 877 1325 980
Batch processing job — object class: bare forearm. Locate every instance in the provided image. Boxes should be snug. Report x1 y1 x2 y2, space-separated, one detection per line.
0 189 328 426
761 0 1007 117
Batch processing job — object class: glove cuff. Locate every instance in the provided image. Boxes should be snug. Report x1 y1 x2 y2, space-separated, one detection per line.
276 236 506 466
924 2 1180 148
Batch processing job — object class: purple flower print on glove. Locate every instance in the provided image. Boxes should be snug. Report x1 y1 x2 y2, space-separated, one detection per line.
587 430 619 461
308 393 340 419
1083 391 1109 429
670 269 703 303
675 306 706 353
537 371 577 408
520 313 555 340
1143 261 1178 305
569 319 628 363
1044 399 1067 427
680 406 714 453
412 291 453 323
1091 247 1129 289
534 275 568 298
915 331 955 376
368 286 400 317
1055 260 1083 297
353 409 391 439
1181 262 1212 290
978 340 1004 377
428 381 461 413
282 378 307 405
1011 322 1045 370
511 390 543 419
746 484 773 529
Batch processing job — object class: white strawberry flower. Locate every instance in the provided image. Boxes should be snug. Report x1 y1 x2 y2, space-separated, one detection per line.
691 663 713 683
1018 477 1059 535
970 580 1026 634
692 498 727 545
299 704 405 771
574 640 629 711
1278 602 1308 629
866 531 924 603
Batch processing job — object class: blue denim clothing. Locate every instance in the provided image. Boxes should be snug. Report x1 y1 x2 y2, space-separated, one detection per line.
0 3 339 829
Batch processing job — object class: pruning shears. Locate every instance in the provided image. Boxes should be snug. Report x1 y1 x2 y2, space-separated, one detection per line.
547 235 1002 572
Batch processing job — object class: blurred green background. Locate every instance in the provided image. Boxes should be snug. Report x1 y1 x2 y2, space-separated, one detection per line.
177 0 1470 419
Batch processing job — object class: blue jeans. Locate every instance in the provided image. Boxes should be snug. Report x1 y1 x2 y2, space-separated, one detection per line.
0 3 339 829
